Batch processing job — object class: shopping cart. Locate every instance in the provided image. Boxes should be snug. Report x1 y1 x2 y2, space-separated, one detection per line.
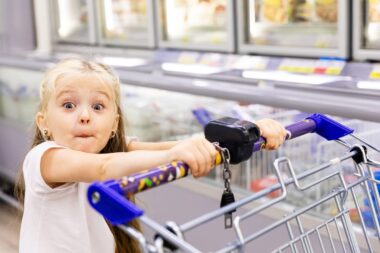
87 114 380 252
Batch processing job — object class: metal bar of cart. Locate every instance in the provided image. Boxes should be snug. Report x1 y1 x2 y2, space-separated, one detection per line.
88 114 380 252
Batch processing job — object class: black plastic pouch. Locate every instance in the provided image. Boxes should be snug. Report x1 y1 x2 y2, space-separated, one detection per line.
204 117 260 164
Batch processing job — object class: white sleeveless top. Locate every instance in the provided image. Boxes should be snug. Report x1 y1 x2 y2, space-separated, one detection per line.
19 141 115 253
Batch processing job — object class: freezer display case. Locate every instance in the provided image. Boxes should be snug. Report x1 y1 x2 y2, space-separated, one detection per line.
353 0 380 60
96 0 155 47
156 0 234 52
50 0 97 44
238 0 349 58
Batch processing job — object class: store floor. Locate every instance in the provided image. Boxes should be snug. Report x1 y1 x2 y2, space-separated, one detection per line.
0 202 20 252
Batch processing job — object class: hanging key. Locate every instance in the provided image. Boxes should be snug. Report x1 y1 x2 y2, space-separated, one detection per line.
218 146 236 229
220 190 236 228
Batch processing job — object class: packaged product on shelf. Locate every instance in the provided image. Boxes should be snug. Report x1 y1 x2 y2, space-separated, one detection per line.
185 0 226 28
213 1 226 27
104 0 148 38
368 0 380 23
260 0 296 24
315 0 337 23
293 0 314 22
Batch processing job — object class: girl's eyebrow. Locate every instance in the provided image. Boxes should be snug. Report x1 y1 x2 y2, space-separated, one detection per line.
56 90 75 99
55 90 111 99
94 90 111 100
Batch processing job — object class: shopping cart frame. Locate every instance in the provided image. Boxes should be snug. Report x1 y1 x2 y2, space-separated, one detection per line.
87 114 380 252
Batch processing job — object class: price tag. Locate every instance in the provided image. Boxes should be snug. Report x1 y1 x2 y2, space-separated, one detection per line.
315 59 345 75
233 56 269 70
370 65 380 79
199 53 224 67
278 59 315 73
177 52 200 64
325 67 342 75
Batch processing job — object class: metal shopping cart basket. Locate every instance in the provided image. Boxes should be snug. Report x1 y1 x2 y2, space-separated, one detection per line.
87 114 380 253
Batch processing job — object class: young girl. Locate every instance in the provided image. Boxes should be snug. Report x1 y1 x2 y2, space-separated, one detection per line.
16 58 287 253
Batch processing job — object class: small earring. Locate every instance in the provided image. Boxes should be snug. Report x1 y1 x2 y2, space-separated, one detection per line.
110 131 116 139
42 129 50 140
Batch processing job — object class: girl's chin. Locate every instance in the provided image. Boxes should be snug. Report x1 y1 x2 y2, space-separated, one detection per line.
77 146 97 153
73 140 101 153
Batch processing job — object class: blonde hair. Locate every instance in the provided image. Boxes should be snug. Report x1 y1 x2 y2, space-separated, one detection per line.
15 58 142 253
39 58 121 114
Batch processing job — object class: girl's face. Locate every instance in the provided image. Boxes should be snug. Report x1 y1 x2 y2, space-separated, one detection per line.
37 73 119 153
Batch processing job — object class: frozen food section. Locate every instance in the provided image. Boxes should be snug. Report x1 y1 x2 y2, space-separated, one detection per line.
157 0 234 52
50 0 97 44
238 0 349 58
96 0 155 47
354 0 380 60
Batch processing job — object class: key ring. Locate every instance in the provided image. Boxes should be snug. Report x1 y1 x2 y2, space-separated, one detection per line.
213 142 230 165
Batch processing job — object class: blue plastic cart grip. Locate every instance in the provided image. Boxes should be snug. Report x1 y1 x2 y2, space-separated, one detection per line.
253 113 354 152
307 113 353 140
87 182 144 225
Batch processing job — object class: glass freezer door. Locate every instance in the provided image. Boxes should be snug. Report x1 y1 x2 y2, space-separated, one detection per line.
363 0 380 49
51 0 96 44
97 0 154 47
238 0 348 58
353 0 380 60
157 0 234 52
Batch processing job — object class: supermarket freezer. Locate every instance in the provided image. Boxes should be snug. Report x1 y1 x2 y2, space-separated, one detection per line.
237 0 350 58
95 0 155 48
156 0 235 52
50 0 97 45
353 0 380 60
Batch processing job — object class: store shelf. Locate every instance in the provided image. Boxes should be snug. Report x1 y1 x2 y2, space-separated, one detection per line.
0 55 379 123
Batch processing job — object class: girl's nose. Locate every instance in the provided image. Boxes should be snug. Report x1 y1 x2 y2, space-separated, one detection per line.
79 107 91 124
81 118 90 124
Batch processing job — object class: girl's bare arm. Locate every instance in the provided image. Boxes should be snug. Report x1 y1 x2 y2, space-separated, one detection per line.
41 148 172 185
41 136 216 186
127 140 179 151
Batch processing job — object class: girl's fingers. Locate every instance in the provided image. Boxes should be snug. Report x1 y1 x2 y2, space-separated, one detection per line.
260 121 288 150
197 143 211 176
185 151 199 177
203 140 217 168
264 125 277 149
190 145 206 178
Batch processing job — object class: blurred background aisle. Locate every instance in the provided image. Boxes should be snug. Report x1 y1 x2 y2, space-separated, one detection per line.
1 0 380 252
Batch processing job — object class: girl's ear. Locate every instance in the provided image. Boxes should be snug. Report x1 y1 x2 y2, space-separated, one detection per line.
35 112 47 133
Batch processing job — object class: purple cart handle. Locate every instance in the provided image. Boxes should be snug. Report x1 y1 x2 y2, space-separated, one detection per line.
88 113 354 225
113 121 313 196
99 114 354 196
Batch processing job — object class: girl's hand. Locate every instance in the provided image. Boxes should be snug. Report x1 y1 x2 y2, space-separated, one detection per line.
167 136 217 178
255 118 287 150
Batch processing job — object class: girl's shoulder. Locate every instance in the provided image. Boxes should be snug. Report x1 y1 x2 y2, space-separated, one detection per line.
24 141 66 169
27 141 66 158
23 141 73 194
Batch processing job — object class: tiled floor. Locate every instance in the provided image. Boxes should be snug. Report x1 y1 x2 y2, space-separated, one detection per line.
0 202 20 253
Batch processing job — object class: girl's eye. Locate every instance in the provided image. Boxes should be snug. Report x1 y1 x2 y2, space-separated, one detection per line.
63 102 75 109
93 103 104 111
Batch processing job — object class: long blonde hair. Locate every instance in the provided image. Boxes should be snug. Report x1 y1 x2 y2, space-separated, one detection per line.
15 58 142 253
